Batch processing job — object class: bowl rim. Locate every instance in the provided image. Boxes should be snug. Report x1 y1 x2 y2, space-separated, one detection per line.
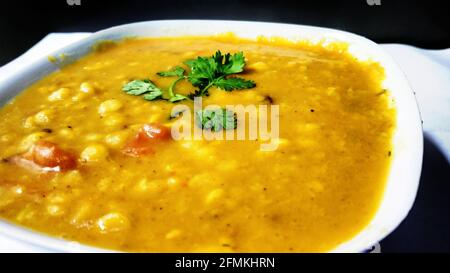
0 19 423 253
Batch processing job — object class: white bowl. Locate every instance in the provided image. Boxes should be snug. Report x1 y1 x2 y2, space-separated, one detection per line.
0 20 423 253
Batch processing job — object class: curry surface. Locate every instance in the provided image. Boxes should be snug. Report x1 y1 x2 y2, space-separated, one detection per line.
0 35 395 252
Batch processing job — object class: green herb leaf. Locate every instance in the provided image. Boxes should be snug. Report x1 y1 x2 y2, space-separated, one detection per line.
214 77 256 91
165 77 187 102
157 66 185 77
143 89 163 101
222 52 246 75
185 50 255 98
122 80 162 96
185 56 217 88
122 78 183 102
123 51 255 104
169 94 188 103
195 108 237 132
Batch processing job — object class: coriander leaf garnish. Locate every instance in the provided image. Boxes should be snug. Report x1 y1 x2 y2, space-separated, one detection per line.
195 108 237 132
156 67 189 102
122 75 186 102
123 50 255 106
123 80 163 101
185 57 217 88
169 94 188 102
217 51 246 75
122 80 162 96
214 77 256 91
143 89 163 101
165 76 188 102
184 51 255 97
157 66 185 77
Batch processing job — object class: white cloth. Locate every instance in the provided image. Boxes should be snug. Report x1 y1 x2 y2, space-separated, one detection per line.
0 33 449 252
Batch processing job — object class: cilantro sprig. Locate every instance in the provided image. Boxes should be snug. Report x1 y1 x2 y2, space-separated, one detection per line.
122 78 187 102
122 80 163 100
122 50 256 103
182 51 255 98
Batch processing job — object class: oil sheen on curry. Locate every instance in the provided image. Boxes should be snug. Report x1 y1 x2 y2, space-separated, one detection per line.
0 35 395 252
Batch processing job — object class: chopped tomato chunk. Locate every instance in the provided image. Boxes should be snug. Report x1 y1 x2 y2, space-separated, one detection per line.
11 140 77 172
123 123 171 157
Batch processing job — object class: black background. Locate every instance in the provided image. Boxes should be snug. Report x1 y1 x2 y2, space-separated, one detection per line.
0 0 449 252
1 0 449 66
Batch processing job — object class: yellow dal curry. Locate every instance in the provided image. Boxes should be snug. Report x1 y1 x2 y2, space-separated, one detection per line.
0 35 395 252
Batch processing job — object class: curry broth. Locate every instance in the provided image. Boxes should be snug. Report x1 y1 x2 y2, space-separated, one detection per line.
0 36 395 252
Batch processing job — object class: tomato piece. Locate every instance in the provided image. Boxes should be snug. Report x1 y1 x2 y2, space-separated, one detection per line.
139 123 171 140
123 123 171 157
17 140 77 172
122 144 154 157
